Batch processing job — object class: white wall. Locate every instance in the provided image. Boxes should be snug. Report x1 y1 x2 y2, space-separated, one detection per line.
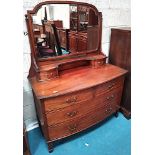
53 4 70 28
32 4 70 28
23 0 42 131
23 0 131 131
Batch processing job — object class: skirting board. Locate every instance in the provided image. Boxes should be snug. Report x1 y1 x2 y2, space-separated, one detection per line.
26 121 39 132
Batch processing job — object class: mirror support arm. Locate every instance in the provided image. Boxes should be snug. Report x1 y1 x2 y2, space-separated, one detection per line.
25 14 39 77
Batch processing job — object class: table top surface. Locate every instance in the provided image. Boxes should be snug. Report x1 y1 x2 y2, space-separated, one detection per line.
29 64 127 99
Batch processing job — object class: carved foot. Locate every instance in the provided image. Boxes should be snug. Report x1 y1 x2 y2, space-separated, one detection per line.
47 141 54 153
114 111 119 117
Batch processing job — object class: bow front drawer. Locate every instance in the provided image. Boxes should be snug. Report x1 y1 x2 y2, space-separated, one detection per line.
95 76 124 96
48 102 116 140
44 88 93 112
45 86 123 125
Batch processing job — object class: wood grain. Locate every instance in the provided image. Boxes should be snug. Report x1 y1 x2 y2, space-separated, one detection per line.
46 86 123 125
29 64 127 99
109 28 131 118
48 101 119 140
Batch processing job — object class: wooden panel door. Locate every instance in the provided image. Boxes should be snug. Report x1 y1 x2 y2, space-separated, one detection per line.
109 28 131 118
77 37 87 51
69 33 77 53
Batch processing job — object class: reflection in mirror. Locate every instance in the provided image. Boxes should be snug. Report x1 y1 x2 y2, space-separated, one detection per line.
31 4 99 59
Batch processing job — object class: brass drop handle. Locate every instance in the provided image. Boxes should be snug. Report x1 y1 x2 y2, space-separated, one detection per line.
68 124 77 132
108 83 115 89
66 111 78 117
106 94 114 100
66 99 70 103
105 107 112 114
66 96 77 104
73 96 77 102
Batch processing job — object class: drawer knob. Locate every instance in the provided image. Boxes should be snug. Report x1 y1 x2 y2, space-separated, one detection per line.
66 111 78 117
68 124 77 132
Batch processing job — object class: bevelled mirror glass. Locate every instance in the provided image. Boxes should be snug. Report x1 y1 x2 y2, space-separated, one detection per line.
30 3 100 59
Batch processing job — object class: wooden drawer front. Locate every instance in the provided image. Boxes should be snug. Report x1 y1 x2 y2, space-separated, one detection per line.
46 86 123 125
95 76 124 96
44 89 93 112
48 102 116 140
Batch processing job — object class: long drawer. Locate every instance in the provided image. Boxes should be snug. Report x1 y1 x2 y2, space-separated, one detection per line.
44 88 93 112
48 102 117 140
44 76 124 112
45 86 123 125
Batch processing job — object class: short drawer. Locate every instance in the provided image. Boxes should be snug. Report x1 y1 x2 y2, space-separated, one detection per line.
95 76 124 96
45 86 123 125
48 102 117 140
44 88 93 112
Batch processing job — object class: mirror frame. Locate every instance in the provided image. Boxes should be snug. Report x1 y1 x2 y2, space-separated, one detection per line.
25 1 102 66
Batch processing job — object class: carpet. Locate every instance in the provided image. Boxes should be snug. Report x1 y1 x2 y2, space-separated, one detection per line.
28 113 131 155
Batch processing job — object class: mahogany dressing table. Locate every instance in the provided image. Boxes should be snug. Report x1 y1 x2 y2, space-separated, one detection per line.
25 1 127 152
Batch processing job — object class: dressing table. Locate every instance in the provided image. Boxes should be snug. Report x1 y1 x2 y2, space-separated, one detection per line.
25 1 127 152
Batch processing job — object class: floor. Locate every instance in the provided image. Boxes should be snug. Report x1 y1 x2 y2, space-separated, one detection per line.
28 113 131 155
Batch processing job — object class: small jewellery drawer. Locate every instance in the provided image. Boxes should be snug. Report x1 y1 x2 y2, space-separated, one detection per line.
48 102 116 140
44 88 93 112
95 76 124 96
45 86 123 125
